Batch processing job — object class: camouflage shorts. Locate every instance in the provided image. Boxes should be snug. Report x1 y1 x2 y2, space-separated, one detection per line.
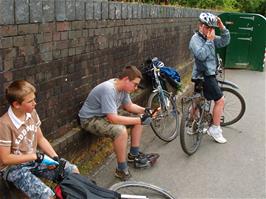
4 160 77 199
80 116 127 140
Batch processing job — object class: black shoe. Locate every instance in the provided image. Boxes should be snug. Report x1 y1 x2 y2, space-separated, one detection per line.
115 168 131 181
128 152 145 163
128 152 160 168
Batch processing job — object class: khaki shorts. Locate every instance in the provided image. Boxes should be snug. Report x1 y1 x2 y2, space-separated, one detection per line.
80 117 127 140
80 110 138 140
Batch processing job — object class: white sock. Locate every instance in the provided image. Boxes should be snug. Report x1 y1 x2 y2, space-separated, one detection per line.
211 124 219 129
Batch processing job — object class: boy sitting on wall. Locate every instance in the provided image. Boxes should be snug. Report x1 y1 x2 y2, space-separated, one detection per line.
0 80 79 199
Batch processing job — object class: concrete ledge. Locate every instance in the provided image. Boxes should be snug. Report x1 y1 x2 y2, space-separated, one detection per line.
0 179 28 199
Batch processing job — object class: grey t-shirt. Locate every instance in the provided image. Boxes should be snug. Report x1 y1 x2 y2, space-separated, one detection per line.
78 79 131 121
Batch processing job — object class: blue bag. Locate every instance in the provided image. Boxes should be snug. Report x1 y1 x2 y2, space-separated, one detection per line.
160 66 181 89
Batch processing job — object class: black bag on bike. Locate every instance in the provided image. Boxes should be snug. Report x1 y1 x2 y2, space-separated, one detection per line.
55 173 121 199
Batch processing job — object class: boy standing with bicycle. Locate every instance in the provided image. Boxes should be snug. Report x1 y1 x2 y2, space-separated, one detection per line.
79 65 159 181
189 12 230 143
0 80 79 199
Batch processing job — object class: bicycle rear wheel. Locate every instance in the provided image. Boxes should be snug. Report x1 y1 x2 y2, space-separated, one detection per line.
147 90 179 142
180 97 203 155
109 181 175 199
221 87 246 126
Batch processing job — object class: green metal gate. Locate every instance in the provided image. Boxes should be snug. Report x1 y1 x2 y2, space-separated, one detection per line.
217 12 266 71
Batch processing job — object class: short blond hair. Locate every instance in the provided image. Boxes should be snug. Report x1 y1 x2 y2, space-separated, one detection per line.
6 80 36 105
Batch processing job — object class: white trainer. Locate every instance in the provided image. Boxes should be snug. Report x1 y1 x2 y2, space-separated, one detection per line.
207 125 227 144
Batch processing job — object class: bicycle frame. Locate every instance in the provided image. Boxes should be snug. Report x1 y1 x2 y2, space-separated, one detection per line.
181 93 212 133
151 63 171 111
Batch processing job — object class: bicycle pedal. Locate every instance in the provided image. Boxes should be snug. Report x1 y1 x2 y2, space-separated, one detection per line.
202 128 208 134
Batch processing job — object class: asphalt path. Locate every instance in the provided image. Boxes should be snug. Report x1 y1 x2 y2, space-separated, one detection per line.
91 69 266 199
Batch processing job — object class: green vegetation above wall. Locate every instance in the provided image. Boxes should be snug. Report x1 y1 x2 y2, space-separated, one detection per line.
111 0 265 16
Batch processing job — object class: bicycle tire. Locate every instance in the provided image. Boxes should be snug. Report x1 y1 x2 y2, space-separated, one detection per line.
147 90 179 142
109 181 176 199
221 87 246 126
180 97 203 155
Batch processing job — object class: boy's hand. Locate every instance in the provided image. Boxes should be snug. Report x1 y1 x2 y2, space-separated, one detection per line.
207 28 215 41
144 107 152 115
151 107 160 118
52 156 60 162
36 152 59 166
217 17 225 30
140 113 152 125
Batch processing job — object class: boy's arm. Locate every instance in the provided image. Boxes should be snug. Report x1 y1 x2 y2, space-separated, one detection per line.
0 146 36 165
36 127 58 158
106 113 141 125
123 102 145 114
106 102 144 125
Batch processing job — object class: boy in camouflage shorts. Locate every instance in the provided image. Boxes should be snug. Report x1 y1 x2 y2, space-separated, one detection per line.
0 80 79 199
79 65 159 181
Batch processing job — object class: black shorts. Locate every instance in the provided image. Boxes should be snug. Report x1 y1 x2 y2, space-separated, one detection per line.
203 75 223 101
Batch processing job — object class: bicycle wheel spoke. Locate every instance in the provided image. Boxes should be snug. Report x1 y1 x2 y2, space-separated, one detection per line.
148 91 179 142
221 87 246 126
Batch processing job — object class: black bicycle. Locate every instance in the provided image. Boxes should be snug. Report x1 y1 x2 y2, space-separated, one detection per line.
180 55 246 155
142 58 180 142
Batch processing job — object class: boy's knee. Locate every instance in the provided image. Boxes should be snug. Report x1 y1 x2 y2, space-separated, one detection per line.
114 127 128 141
216 96 224 106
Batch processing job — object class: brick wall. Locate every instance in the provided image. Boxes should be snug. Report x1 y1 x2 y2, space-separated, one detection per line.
0 0 201 140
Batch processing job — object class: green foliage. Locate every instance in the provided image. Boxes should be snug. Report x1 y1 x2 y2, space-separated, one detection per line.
223 0 240 12
240 0 266 16
135 0 265 16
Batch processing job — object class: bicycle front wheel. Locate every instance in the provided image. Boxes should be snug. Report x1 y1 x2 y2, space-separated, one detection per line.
221 87 246 126
109 181 176 199
180 97 203 155
147 90 179 142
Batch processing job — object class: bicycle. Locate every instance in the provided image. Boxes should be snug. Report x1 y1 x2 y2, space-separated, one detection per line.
109 181 176 199
180 55 246 155
142 57 180 142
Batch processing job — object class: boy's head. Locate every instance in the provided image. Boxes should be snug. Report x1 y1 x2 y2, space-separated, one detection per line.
118 65 143 93
118 65 143 81
6 80 36 108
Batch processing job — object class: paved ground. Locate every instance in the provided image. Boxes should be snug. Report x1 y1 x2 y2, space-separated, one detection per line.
90 69 266 199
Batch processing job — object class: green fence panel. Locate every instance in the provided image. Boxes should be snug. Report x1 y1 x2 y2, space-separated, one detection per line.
217 12 266 72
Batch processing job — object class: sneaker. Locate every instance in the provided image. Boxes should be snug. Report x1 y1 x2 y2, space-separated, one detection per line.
207 126 227 144
128 152 160 168
115 168 131 181
128 151 145 163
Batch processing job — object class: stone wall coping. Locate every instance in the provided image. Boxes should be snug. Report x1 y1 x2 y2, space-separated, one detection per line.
0 0 207 25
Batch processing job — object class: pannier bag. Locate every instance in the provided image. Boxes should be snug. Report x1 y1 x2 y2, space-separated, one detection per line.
160 66 181 89
55 173 121 199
